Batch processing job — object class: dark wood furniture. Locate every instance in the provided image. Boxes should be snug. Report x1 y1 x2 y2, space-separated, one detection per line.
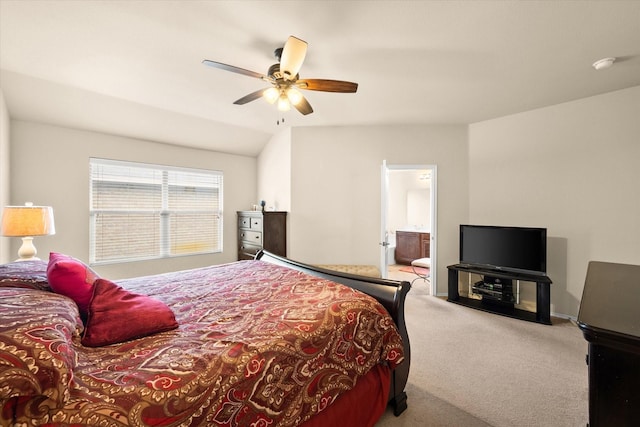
577 261 640 427
447 264 552 324
395 231 430 265
256 250 411 416
237 211 287 260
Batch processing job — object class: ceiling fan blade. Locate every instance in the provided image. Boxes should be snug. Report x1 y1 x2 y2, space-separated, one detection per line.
296 79 358 93
202 59 266 80
233 89 266 105
293 95 313 115
280 36 307 81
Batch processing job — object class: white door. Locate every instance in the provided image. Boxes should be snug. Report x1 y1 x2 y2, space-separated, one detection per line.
380 162 437 295
380 161 390 278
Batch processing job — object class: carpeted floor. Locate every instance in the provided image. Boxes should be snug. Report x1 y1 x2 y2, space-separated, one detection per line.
398 265 430 276
375 280 588 426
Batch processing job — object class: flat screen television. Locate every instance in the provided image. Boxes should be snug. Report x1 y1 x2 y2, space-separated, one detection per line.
459 224 547 276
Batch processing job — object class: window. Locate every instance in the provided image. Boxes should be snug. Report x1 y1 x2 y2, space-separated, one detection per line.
89 158 223 264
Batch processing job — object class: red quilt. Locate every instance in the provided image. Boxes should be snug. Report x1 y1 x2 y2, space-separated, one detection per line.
1 260 404 426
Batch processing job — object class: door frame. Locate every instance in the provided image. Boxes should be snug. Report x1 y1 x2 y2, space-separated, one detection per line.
380 162 437 295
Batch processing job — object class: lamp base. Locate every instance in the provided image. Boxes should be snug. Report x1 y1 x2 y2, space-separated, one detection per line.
15 236 40 261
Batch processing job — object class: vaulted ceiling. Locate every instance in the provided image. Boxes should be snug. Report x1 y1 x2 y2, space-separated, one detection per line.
1 1 639 156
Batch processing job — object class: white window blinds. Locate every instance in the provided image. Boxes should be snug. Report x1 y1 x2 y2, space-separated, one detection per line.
89 158 223 264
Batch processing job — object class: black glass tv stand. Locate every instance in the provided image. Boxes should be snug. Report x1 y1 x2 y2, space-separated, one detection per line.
447 264 552 325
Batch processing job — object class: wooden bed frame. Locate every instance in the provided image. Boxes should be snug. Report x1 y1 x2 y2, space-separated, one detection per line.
256 250 411 416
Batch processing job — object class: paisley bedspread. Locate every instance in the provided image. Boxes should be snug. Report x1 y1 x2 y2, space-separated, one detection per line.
1 260 404 426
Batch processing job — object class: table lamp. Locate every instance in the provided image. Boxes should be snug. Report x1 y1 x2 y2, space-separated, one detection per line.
1 202 56 261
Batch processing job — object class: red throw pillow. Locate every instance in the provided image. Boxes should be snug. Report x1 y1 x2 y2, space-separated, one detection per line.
47 253 99 315
81 278 178 347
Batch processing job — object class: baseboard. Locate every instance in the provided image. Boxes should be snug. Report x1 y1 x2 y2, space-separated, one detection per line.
438 293 579 324
551 311 578 322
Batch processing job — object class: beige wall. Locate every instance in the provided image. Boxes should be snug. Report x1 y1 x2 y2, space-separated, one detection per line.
257 127 291 212
7 86 638 317
388 170 431 233
10 120 257 279
277 124 469 295
469 85 640 317
0 91 10 262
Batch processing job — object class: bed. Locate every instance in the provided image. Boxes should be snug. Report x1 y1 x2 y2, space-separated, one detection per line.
0 250 410 426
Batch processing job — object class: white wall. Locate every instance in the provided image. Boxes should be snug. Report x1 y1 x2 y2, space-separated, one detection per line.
406 189 430 228
10 120 257 279
388 170 431 232
257 128 291 212
7 86 636 316
0 91 10 262
280 124 468 295
469 85 640 318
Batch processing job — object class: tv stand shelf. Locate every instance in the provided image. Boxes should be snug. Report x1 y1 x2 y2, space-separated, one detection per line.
447 264 552 325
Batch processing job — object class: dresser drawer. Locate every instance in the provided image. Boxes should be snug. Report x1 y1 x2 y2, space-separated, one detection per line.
250 217 262 229
239 230 262 245
238 215 263 230
238 242 262 258
238 216 251 229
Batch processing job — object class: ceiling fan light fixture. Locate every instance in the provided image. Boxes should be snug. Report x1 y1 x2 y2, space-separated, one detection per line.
203 35 357 117
286 87 303 105
263 87 279 104
277 95 291 112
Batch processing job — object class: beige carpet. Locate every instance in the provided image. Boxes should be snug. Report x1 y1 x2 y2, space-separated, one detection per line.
375 280 589 426
398 265 430 276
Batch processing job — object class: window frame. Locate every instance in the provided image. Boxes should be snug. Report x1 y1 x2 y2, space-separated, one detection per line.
89 158 223 265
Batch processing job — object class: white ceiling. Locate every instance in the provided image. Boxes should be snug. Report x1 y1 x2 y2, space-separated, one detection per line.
1 1 639 157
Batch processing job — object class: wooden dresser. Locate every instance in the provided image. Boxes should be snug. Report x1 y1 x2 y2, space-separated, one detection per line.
237 211 287 260
577 261 640 426
395 231 430 265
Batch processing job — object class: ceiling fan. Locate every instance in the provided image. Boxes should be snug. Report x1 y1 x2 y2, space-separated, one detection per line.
202 36 358 115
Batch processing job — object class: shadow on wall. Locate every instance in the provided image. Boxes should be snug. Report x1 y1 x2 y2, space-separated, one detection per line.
547 236 579 317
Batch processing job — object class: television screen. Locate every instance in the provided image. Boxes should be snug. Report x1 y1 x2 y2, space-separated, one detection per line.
459 225 547 275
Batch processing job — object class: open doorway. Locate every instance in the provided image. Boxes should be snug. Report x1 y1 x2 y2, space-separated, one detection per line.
380 162 437 294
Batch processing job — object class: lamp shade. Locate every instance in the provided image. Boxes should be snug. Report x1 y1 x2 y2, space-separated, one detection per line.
286 87 303 106
277 95 291 112
1 204 56 237
263 87 280 104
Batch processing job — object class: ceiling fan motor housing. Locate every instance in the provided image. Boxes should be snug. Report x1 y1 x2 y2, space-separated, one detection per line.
274 47 283 62
268 63 300 87
268 63 285 81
